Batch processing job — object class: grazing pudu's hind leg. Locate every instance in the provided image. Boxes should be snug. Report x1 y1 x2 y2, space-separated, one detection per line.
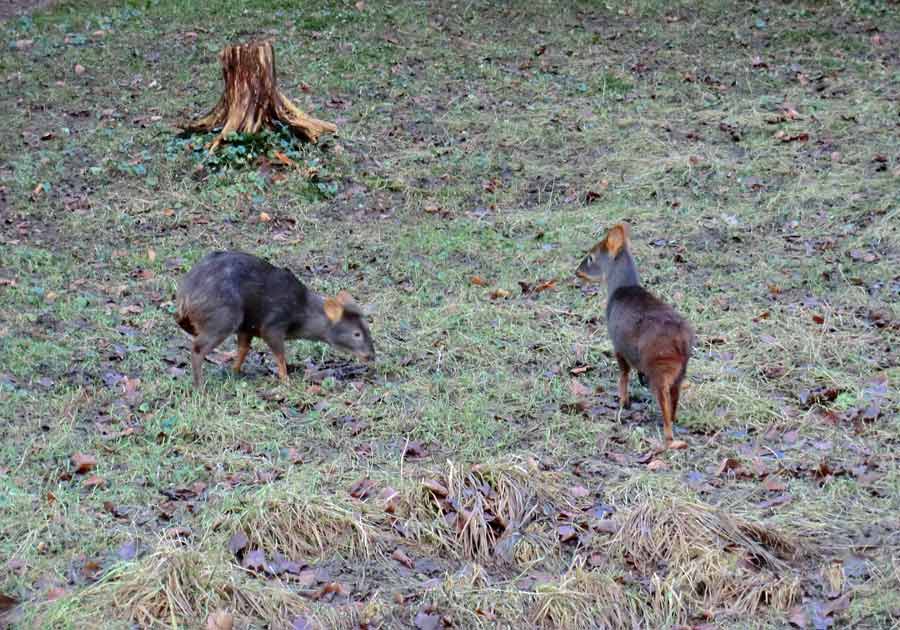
191 330 230 388
651 370 688 449
615 353 631 410
233 332 252 374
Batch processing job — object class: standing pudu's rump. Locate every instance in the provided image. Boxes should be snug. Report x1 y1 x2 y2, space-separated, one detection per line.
175 251 375 387
576 223 694 449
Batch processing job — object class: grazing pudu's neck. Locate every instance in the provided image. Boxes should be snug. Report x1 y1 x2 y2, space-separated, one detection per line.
607 248 640 296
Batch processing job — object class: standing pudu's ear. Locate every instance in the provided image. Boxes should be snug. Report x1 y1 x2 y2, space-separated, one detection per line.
604 222 631 257
323 297 344 323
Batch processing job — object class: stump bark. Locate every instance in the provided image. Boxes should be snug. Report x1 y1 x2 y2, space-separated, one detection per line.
181 40 336 151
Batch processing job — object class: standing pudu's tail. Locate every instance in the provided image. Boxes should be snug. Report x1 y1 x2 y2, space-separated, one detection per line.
576 222 694 449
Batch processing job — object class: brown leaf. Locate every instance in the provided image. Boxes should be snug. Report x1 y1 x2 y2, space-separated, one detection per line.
348 477 377 500
488 288 511 300
310 581 348 601
558 525 577 542
45 586 67 601
569 485 590 498
569 364 592 375
534 279 557 293
273 151 295 167
422 479 449 497
470 275 490 287
403 441 427 460
259 211 272 222
0 592 18 613
74 63 86 76
82 475 105 488
241 549 266 572
71 453 97 474
207 609 234 630
646 459 669 472
392 548 415 569
569 378 592 398
716 457 743 476
758 493 793 510
763 476 786 492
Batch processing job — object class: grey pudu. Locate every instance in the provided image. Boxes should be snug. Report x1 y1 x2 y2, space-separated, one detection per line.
175 251 375 387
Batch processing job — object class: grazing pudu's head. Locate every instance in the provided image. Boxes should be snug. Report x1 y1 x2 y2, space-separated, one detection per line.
575 223 632 284
322 290 376 362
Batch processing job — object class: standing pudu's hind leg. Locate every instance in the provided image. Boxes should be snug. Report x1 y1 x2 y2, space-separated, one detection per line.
615 353 631 409
651 377 688 450
668 382 687 449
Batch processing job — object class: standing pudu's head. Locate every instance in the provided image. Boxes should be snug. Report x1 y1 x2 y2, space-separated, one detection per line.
322 290 376 362
575 223 631 283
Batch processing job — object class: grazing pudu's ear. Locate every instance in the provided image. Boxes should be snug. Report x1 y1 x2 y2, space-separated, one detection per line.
604 223 631 257
323 297 344 323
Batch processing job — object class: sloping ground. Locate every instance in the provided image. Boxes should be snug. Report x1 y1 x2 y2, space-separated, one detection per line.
1 0 898 628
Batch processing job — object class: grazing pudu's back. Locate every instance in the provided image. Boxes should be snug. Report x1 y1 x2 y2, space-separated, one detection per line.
576 223 693 449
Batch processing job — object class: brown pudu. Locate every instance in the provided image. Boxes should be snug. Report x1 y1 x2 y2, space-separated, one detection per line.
576 223 693 449
175 251 375 387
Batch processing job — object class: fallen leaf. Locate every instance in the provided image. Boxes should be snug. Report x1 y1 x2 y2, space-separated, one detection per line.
763 477 786 492
758 493 793 509
241 549 266 572
470 275 490 287
74 63 86 75
13 39 34 50
422 479 449 496
82 475 105 488
558 525 577 542
392 548 414 569
310 581 348 601
71 453 97 474
646 459 669 472
569 485 590 498
0 592 18 613
569 378 592 398
489 288 511 300
349 477 377 500
147 248 156 263
45 587 67 601
259 211 272 222
273 151 295 167
402 441 427 460
716 457 743 476
569 364 592 375
534 279 557 293
207 609 233 630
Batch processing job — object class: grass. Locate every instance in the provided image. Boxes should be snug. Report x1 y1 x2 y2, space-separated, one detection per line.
1 0 899 627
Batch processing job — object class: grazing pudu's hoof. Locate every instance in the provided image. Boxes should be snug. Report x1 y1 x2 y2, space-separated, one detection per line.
576 223 694 448
175 251 375 388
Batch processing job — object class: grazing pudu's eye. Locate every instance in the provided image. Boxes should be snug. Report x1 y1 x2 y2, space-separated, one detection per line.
353 331 362 339
586 254 595 265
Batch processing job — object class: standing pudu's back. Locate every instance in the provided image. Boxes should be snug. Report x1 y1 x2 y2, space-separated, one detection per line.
175 251 375 387
576 223 693 449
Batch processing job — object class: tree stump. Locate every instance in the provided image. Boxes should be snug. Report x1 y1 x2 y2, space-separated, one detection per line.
181 40 336 151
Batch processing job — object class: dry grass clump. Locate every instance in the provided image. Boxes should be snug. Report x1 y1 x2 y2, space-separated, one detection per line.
76 539 230 628
530 560 644 629
236 492 388 560
611 498 801 623
408 458 564 564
